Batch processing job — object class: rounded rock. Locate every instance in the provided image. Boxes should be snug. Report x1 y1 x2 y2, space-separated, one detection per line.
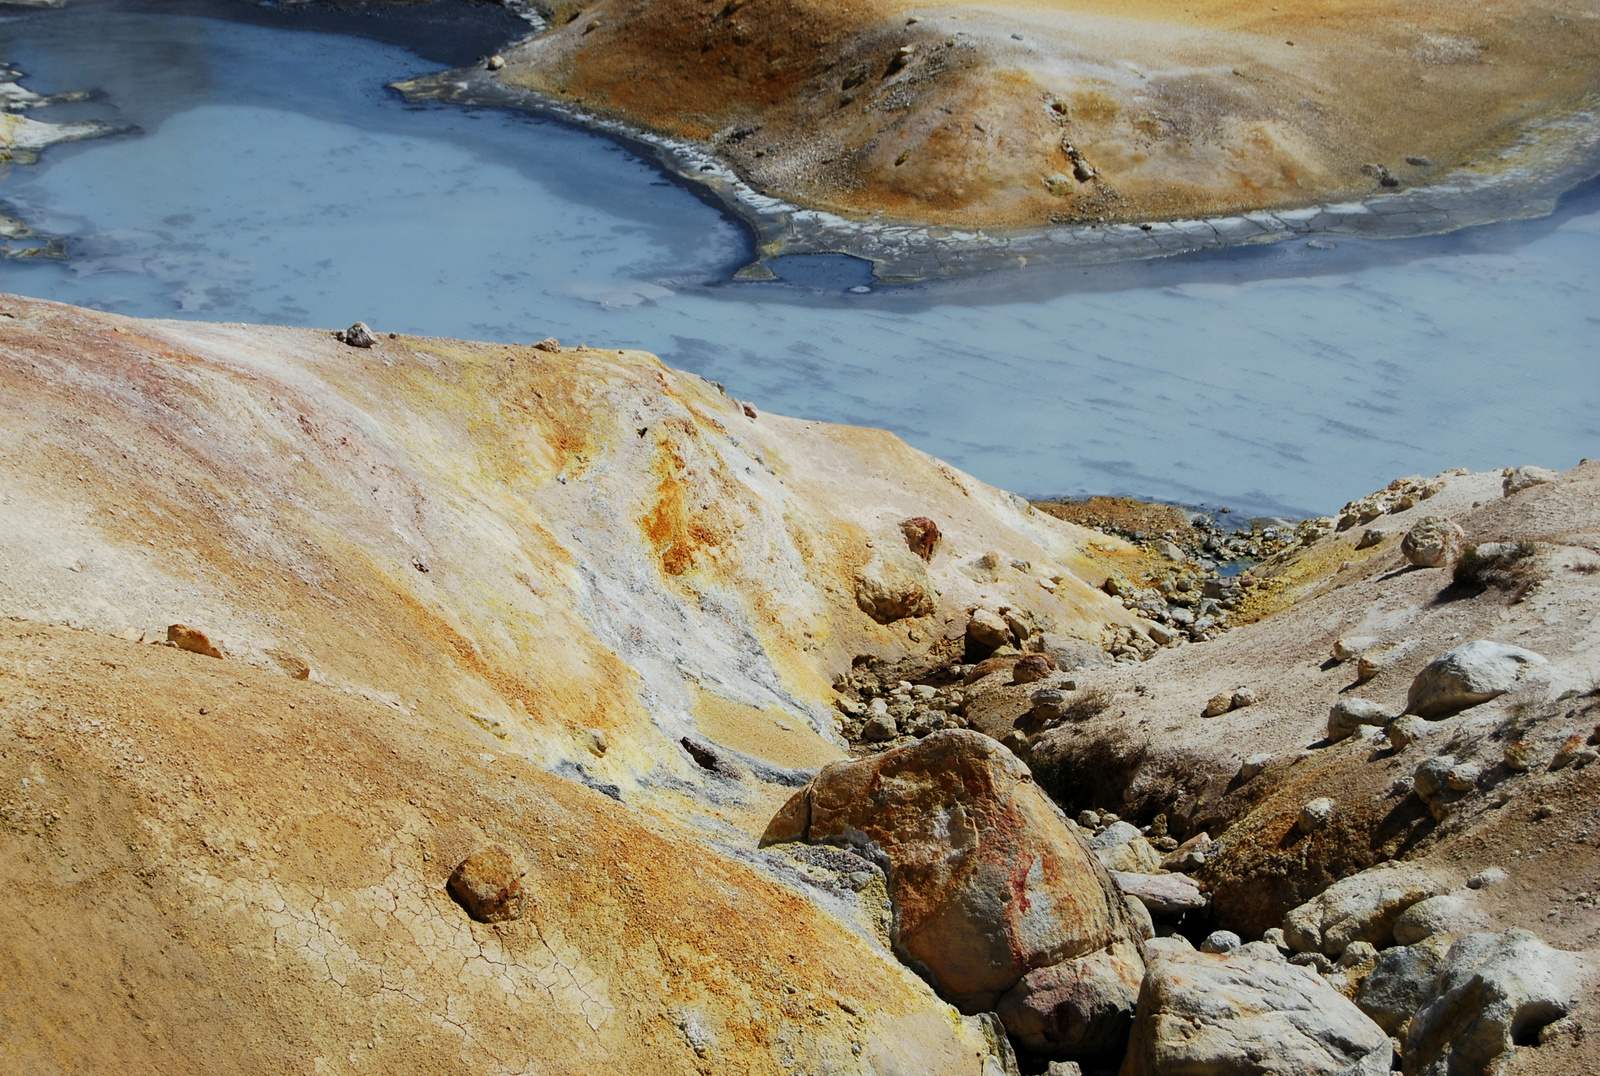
1401 516 1464 568
447 845 527 923
966 608 1013 653
1444 762 1482 792
1200 930 1242 954
1011 653 1057 685
1297 797 1337 834
1466 867 1508 890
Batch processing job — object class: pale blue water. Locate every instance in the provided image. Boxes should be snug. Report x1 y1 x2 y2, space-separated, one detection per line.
2 8 1596 518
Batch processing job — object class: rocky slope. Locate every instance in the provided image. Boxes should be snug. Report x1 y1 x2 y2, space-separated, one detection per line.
2 294 1596 1074
0 293 1142 1073
472 0 1600 233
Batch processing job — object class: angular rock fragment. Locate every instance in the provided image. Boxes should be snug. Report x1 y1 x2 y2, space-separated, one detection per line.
336 321 376 348
1328 697 1398 742
1333 635 1381 662
167 623 224 659
1296 797 1336 834
899 515 941 560
1010 653 1056 685
1110 870 1207 915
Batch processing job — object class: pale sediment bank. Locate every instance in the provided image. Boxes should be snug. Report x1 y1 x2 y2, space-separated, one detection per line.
399 66 1600 281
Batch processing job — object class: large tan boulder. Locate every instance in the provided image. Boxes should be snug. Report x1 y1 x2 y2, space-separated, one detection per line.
1120 949 1392 1076
1400 516 1465 568
854 547 935 623
1282 863 1445 957
763 729 1143 1014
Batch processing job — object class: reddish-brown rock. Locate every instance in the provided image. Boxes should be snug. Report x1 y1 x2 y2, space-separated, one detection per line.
762 729 1143 1013
167 623 224 659
1011 653 1057 685
900 516 941 560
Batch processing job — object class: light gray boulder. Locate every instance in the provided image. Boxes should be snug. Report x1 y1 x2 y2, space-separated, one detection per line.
1201 930 1242 954
1405 640 1547 718
1393 893 1477 945
1283 864 1445 956
1038 633 1110 670
1328 698 1400 742
1353 935 1453 1035
1404 930 1585 1076
1120 949 1392 1076
1502 465 1557 496
1240 752 1273 781
1092 821 1162 873
1111 870 1208 916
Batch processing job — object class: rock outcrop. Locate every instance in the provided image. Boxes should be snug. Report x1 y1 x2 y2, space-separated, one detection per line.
763 729 1145 1020
1404 931 1586 1076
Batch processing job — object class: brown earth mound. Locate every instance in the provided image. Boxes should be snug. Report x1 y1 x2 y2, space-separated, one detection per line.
490 0 1600 229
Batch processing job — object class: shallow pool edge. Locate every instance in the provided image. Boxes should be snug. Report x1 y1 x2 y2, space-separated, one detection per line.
395 69 1600 283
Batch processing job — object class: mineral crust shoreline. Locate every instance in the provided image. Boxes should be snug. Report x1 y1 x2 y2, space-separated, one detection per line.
398 67 1600 282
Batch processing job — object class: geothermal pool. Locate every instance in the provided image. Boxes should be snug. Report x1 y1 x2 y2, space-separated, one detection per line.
1 4 1596 518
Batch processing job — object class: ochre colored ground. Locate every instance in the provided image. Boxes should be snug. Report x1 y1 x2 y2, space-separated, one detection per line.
500 0 1600 227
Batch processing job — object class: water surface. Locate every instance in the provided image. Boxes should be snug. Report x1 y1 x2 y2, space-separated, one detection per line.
1 7 1595 518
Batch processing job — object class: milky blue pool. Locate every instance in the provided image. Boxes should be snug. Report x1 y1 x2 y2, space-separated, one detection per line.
1 5 1595 517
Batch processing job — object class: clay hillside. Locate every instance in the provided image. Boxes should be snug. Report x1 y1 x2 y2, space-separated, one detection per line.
488 0 1600 228
1 293 1596 1075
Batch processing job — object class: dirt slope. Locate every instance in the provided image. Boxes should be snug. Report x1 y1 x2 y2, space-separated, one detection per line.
494 0 1600 228
1020 462 1600 1072
0 293 1138 1073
